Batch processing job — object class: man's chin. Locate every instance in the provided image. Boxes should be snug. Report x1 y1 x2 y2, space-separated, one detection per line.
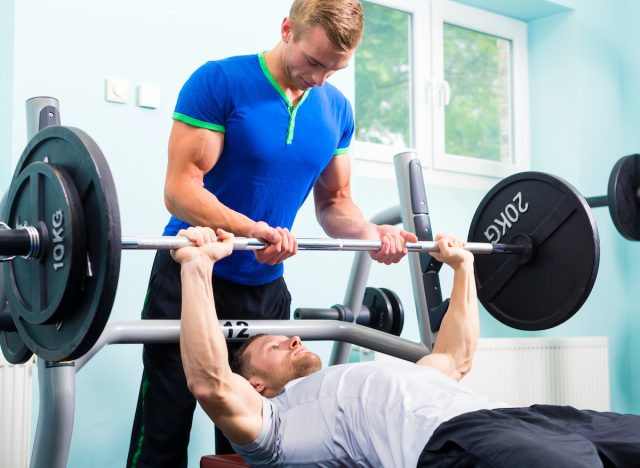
298 79 314 90
294 352 322 377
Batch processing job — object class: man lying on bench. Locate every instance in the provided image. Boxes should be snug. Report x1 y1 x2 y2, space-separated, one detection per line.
174 226 640 467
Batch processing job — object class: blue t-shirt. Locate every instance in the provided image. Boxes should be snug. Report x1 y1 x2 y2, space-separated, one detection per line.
166 53 354 285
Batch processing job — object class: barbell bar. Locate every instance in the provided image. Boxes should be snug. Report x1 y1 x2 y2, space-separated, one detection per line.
121 236 529 255
0 229 530 258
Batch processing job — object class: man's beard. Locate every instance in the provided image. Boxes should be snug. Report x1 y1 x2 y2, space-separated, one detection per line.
290 351 322 380
272 352 322 392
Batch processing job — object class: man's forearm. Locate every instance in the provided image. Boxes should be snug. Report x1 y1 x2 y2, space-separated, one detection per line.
179 258 233 394
165 181 255 237
431 260 479 374
316 198 373 238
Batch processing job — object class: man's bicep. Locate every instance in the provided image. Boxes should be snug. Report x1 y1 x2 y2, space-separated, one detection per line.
314 154 352 203
167 120 225 176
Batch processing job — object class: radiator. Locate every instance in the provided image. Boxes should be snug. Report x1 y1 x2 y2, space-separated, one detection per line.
371 336 610 411
463 336 610 410
0 355 33 468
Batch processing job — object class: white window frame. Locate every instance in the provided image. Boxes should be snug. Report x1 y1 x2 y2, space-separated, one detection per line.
352 0 530 187
431 1 530 178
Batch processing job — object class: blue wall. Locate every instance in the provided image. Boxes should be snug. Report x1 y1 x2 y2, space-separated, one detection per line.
1 1 639 466
619 0 640 409
527 0 640 413
0 0 15 194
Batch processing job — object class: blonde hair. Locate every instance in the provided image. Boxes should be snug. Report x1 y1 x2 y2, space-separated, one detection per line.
289 0 364 51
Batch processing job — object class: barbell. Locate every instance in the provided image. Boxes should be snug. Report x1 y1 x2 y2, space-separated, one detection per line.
0 125 636 363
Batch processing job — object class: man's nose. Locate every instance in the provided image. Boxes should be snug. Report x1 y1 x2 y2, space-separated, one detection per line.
311 71 329 87
288 336 302 349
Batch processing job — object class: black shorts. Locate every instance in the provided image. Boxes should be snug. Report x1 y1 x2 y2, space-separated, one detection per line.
418 405 640 467
141 250 291 322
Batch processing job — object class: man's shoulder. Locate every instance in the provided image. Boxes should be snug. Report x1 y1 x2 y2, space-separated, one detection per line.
314 81 348 102
198 54 259 74
310 82 353 122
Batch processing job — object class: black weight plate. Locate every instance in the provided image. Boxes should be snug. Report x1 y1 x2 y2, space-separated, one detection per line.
607 154 640 240
1 330 34 364
378 287 404 336
363 287 395 334
2 126 121 361
468 172 600 330
0 196 33 364
4 162 86 325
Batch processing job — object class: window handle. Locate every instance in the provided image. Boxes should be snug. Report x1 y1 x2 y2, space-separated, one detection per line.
425 79 434 106
440 80 451 106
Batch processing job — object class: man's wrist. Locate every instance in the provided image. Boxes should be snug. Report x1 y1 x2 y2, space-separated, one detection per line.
450 256 474 272
180 255 214 272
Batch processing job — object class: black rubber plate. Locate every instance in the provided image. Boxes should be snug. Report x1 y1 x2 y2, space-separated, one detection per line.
608 154 640 240
2 126 121 361
468 172 600 330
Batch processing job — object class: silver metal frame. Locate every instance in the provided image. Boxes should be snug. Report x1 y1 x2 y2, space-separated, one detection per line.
395 152 437 350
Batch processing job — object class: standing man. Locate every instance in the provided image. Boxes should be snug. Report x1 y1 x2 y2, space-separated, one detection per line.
127 1 418 467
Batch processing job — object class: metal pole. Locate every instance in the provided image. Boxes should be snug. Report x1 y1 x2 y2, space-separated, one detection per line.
120 236 525 254
585 195 608 208
394 152 436 351
25 97 68 468
75 320 429 372
330 207 403 365
26 96 60 139
30 360 75 468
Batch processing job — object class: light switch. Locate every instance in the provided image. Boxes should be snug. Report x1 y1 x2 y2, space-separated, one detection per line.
137 84 162 109
105 78 129 104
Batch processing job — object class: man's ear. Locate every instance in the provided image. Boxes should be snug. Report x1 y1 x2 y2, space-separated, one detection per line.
281 17 293 43
249 376 267 396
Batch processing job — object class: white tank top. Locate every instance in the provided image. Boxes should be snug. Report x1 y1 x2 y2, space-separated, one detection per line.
232 360 509 467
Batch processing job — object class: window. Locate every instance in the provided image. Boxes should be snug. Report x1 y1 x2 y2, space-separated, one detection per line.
354 0 529 183
443 24 512 163
355 2 413 149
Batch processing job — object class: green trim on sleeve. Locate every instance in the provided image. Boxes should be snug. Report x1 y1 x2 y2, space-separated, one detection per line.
172 112 225 133
334 148 349 156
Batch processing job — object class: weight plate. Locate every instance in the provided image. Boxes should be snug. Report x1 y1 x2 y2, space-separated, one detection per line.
468 172 600 330
1 329 34 365
378 287 404 336
2 126 121 361
362 287 392 334
607 154 640 240
4 162 86 325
